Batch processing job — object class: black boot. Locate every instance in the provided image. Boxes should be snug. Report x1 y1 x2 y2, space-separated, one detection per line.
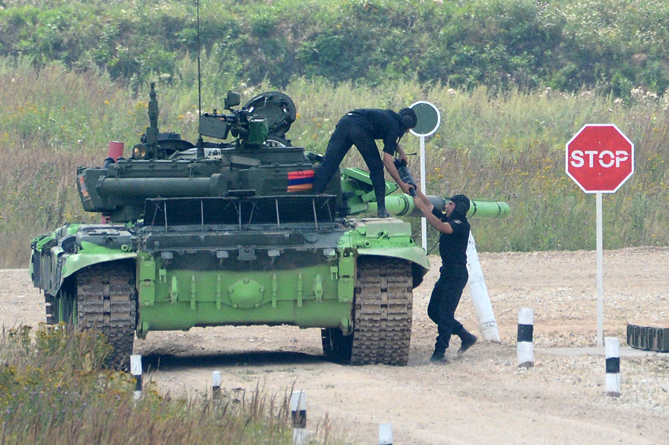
429 344 447 362
457 331 478 356
377 206 390 218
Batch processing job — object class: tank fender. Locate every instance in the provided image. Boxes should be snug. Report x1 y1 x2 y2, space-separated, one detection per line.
31 247 136 296
36 253 135 297
357 247 429 288
62 253 136 282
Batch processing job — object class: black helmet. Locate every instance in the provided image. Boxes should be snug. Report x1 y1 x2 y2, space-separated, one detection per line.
447 194 470 218
399 108 417 130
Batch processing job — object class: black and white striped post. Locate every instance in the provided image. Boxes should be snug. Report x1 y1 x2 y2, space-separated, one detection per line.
517 308 535 368
130 354 142 400
290 390 307 445
212 371 222 400
605 337 621 397
379 423 393 445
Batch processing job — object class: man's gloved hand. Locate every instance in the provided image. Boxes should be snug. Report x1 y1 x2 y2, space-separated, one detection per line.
400 182 416 196
394 159 417 196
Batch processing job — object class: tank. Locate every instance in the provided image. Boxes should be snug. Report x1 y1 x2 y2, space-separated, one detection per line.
29 84 510 370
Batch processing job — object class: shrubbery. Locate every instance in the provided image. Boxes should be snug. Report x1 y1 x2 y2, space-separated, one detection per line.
0 324 295 444
0 0 668 96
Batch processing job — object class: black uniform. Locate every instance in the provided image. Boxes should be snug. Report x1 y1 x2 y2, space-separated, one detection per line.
311 109 406 210
428 201 473 356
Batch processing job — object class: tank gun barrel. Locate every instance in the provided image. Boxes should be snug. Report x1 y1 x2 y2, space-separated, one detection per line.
365 195 510 219
339 167 510 219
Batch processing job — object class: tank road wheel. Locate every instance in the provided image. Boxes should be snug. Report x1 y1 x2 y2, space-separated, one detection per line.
56 282 78 325
44 294 56 325
45 279 78 326
321 327 353 363
349 257 414 366
77 261 137 371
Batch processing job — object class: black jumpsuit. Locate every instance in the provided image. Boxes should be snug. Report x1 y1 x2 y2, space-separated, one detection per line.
428 206 471 353
311 109 406 210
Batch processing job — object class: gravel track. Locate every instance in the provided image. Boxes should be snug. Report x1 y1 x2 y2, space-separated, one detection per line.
2 248 668 444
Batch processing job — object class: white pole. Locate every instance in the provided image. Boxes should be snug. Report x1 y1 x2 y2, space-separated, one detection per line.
379 423 394 445
290 390 307 445
517 308 535 367
212 371 221 399
130 354 142 400
465 232 500 341
605 337 621 397
420 135 427 250
596 192 604 347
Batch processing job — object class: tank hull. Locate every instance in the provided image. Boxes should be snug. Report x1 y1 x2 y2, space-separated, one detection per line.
30 216 426 346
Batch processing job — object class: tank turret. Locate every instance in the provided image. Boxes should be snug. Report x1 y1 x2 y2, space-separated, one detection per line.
76 84 331 223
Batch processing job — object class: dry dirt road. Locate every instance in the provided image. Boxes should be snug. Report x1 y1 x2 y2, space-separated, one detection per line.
2 248 669 444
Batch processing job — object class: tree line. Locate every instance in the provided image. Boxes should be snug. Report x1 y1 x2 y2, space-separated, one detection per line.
0 0 667 97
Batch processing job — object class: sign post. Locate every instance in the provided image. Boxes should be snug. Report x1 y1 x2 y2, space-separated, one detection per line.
409 101 441 250
566 124 634 346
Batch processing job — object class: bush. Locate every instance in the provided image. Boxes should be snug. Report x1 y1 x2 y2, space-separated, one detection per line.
0 324 295 445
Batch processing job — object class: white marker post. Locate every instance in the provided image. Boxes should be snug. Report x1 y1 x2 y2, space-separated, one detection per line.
605 337 621 397
409 101 441 251
212 371 222 400
566 124 634 346
379 423 393 445
517 308 535 368
130 354 142 400
290 390 307 445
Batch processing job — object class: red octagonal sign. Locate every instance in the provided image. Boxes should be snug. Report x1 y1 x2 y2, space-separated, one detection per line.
566 124 634 193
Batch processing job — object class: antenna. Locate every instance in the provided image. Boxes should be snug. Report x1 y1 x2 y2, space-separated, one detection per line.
197 0 202 117
196 0 204 158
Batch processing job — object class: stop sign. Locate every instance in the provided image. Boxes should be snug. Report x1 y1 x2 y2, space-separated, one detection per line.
566 124 634 193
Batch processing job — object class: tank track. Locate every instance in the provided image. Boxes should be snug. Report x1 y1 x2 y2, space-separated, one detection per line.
76 262 137 371
350 257 413 365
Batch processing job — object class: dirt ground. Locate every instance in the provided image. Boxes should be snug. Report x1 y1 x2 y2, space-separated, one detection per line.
2 248 669 444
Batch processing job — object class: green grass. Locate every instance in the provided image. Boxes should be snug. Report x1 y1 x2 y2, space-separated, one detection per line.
0 325 346 444
0 58 667 268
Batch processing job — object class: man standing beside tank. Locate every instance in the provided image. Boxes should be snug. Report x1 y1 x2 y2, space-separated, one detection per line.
413 190 478 362
312 107 418 218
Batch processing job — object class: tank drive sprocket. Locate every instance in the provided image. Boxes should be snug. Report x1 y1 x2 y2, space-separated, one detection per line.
76 261 137 371
322 256 413 365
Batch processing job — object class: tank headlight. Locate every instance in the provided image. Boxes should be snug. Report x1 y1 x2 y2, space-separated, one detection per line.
133 145 147 159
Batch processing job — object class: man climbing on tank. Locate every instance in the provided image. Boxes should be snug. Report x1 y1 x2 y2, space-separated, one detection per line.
311 107 418 218
413 190 478 362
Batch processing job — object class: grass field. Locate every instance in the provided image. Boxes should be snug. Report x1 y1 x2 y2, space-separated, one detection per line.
0 58 668 267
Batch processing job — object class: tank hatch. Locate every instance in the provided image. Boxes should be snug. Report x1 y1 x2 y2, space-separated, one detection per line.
244 92 297 141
